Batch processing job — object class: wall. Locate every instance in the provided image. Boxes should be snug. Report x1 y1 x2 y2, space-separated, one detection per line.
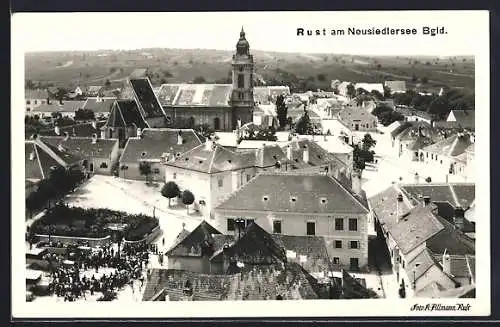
166 107 233 131
146 116 166 128
419 150 455 177
214 209 368 270
26 98 47 112
119 161 166 182
338 110 378 132
167 256 209 274
35 234 112 247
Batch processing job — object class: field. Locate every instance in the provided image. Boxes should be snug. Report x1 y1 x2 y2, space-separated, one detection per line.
25 49 475 93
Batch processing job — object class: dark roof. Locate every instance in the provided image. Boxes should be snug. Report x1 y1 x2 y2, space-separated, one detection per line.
283 139 338 169
166 221 222 257
34 121 106 138
129 78 166 118
82 97 116 113
32 101 86 113
426 216 475 255
40 136 118 160
25 139 81 180
449 110 475 129
254 145 292 168
104 100 148 129
216 172 369 214
390 121 413 138
165 142 255 174
120 128 203 163
394 121 438 141
407 136 434 151
421 134 473 157
341 269 379 299
434 254 475 279
401 183 475 208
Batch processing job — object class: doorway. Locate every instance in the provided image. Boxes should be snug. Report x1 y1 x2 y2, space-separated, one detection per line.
350 257 359 271
354 124 359 131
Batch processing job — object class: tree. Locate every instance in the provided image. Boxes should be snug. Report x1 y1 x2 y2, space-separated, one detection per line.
317 73 326 82
105 79 111 87
346 83 356 99
421 76 429 84
74 109 95 121
275 94 288 129
193 76 206 84
294 111 314 135
181 190 195 214
411 74 418 82
161 181 180 207
138 161 152 184
361 133 377 151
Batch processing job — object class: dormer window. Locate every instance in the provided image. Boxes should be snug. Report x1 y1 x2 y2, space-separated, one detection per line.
176 153 181 157
227 160 232 164
272 155 278 160
141 151 147 157
320 197 327 204
263 196 269 202
290 196 297 203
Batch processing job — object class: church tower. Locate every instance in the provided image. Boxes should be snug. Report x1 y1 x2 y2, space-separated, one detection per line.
230 27 254 129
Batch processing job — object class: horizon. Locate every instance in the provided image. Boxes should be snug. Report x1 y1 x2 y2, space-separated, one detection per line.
14 11 481 56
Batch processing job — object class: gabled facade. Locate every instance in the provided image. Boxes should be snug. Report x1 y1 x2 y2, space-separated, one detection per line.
101 99 148 148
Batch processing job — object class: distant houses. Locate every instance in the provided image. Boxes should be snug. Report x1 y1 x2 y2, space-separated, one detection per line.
384 81 407 94
337 106 378 132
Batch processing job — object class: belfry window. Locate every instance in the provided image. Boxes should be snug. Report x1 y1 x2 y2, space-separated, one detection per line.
238 74 244 88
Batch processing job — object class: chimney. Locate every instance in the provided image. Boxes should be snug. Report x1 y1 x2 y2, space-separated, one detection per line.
57 143 65 152
100 129 106 139
63 132 69 141
286 145 292 160
54 125 60 136
205 140 214 151
442 252 451 275
29 151 36 161
453 206 465 230
91 133 98 144
137 128 142 138
177 130 183 145
237 118 242 129
92 120 97 129
351 169 362 196
396 193 404 218
302 144 309 163
423 196 431 207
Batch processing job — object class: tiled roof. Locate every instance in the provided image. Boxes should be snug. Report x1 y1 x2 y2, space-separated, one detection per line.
418 281 446 298
407 136 434 151
434 254 475 279
104 100 148 129
449 110 475 129
25 139 81 180
120 128 203 163
32 101 86 113
408 248 445 286
129 78 166 118
40 136 118 160
386 121 402 134
390 121 413 138
254 145 292 168
165 142 255 174
421 134 473 157
25 89 48 99
34 121 106 138
426 216 475 255
216 172 369 214
85 86 103 94
271 234 331 273
283 139 339 169
166 221 222 257
297 135 354 155
435 284 475 298
82 97 116 113
401 183 475 208
157 84 233 107
384 81 406 93
394 121 438 141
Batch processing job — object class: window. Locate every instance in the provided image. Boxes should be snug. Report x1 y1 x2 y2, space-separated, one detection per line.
99 162 108 169
153 168 160 174
26 100 31 105
350 258 359 270
246 219 255 227
306 222 316 236
238 74 245 88
333 257 340 264
290 196 297 203
173 172 177 180
348 218 358 231
426 152 428 158
320 197 327 204
402 260 405 269
262 196 269 202
335 240 342 249
34 100 38 105
246 174 251 182
218 178 223 187
273 220 282 234
227 219 235 231
335 218 344 231
350 241 359 249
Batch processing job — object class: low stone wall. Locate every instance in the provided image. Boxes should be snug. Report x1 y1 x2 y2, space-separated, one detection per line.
123 226 162 245
35 234 112 247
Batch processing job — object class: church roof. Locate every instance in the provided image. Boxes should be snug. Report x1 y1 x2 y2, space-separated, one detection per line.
129 78 166 118
157 84 233 107
104 100 148 129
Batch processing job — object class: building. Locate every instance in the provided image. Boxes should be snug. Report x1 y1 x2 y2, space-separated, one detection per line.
81 97 116 119
464 144 475 181
101 99 148 148
336 82 352 98
394 107 433 124
384 81 407 94
163 140 258 218
85 86 104 97
354 83 384 95
369 185 475 298
154 28 255 132
445 110 475 130
33 120 107 139
30 100 86 119
391 121 439 159
25 136 82 182
25 89 49 113
120 128 203 182
215 172 370 271
337 106 378 132
73 86 84 96
253 86 290 105
40 135 120 176
419 133 473 176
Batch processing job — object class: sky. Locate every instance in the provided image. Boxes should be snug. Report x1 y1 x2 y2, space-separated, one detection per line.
12 11 487 56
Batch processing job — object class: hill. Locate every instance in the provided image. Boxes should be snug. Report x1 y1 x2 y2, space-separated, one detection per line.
25 49 475 93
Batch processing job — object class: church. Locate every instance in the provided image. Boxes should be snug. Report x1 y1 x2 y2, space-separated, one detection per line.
105 27 256 139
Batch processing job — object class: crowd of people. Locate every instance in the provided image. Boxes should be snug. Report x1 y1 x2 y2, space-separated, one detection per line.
42 241 151 301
